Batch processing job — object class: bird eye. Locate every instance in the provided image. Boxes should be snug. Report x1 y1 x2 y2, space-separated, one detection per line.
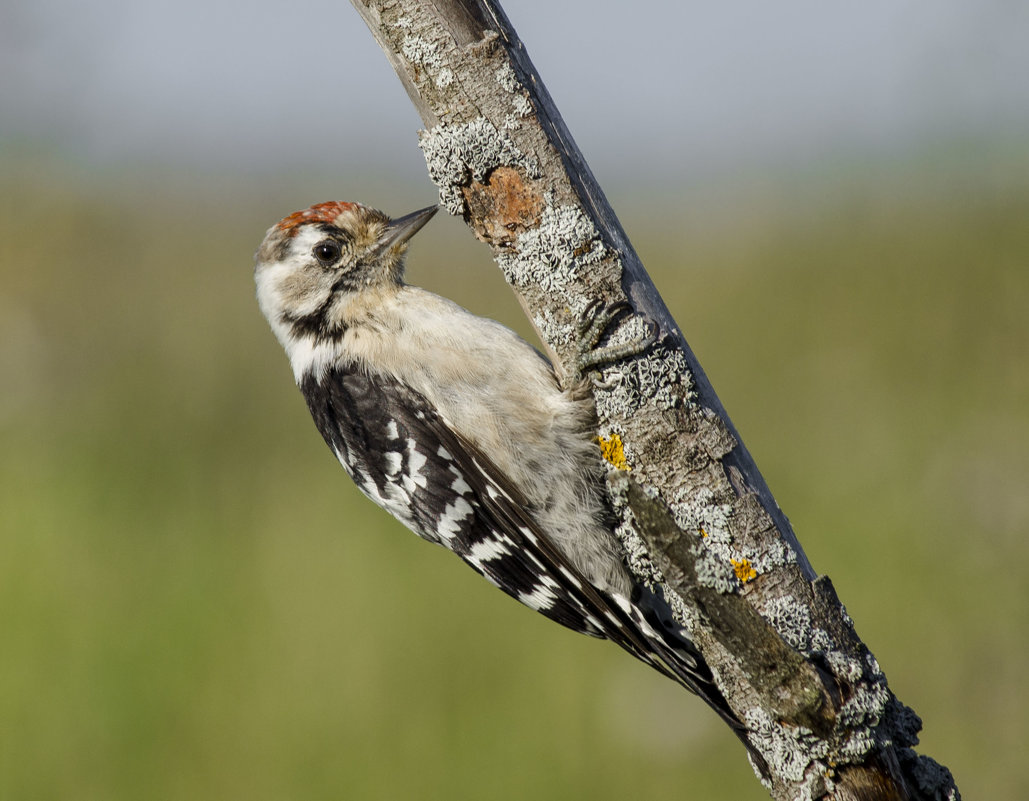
312 240 342 266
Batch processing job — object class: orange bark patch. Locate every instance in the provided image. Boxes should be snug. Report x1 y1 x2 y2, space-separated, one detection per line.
461 167 544 245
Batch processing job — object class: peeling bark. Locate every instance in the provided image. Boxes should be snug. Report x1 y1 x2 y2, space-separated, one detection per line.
348 1 960 799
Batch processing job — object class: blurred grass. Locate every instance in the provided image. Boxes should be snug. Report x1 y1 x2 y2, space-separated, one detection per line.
1 154 1027 799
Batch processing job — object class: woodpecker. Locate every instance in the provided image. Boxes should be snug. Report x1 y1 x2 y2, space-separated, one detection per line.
254 201 762 768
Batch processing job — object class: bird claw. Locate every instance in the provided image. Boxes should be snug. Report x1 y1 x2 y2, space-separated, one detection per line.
575 299 658 381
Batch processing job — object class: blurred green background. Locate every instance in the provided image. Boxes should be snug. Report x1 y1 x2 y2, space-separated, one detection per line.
2 148 1026 800
3 1 1029 797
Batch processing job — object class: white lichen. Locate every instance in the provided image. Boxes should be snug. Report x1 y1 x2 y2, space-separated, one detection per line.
826 650 866 684
493 63 532 117
532 307 576 349
401 35 438 68
401 34 453 90
744 706 830 792
668 485 732 545
497 202 607 294
761 595 813 652
511 94 533 117
809 627 837 657
693 545 740 594
605 472 662 584
838 664 889 729
750 534 795 572
592 342 694 420
495 62 518 92
419 118 541 214
435 68 454 88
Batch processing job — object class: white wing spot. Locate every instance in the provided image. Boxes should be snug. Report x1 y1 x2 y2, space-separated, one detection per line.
385 420 399 439
518 525 539 544
437 496 474 542
617 596 662 639
467 536 512 564
403 439 428 490
518 583 558 612
383 451 402 476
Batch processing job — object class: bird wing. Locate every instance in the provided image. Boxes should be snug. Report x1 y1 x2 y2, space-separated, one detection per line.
298 362 762 755
302 364 676 654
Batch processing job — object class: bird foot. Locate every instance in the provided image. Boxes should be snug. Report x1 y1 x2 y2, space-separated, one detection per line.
575 300 657 382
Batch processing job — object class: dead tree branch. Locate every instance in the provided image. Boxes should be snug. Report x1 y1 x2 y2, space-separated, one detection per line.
348 1 960 799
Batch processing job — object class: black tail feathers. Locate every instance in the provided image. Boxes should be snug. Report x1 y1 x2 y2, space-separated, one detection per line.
632 584 771 779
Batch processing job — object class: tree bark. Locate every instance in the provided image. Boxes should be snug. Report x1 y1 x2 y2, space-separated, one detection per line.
348 2 960 799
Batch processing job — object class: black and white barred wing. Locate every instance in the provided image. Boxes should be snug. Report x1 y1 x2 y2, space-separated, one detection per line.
302 365 666 653
299 363 766 758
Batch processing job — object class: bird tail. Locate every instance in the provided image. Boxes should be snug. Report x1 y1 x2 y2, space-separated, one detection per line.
625 584 771 779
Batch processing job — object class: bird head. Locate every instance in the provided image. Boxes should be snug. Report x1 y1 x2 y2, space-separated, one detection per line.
254 201 437 352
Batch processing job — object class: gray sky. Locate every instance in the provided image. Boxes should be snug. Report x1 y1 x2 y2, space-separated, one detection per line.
2 0 1028 181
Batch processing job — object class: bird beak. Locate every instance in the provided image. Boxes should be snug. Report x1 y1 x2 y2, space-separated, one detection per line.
372 205 438 257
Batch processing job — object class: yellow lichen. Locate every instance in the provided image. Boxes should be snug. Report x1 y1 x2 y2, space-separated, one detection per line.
731 558 757 583
597 433 630 471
